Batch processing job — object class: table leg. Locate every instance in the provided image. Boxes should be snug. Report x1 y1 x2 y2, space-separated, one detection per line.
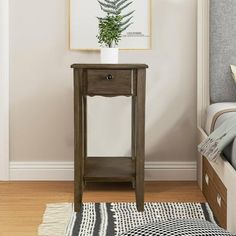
83 96 87 187
131 96 136 189
135 69 146 212
74 70 84 212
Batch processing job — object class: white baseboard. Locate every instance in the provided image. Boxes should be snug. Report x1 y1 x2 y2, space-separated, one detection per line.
145 162 197 181
9 161 197 181
10 162 74 181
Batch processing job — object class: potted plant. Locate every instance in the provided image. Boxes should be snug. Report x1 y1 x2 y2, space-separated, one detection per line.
97 0 134 63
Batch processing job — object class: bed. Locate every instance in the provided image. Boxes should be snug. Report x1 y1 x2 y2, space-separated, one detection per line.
197 0 236 234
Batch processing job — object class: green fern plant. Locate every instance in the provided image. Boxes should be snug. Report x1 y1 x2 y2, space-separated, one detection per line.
97 15 123 47
97 0 134 47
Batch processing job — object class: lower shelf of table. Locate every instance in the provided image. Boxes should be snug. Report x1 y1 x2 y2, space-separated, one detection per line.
84 157 135 182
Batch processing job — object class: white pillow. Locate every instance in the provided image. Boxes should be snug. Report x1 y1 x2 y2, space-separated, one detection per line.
230 64 236 82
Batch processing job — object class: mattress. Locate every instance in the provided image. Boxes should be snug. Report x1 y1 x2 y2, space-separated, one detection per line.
204 103 236 170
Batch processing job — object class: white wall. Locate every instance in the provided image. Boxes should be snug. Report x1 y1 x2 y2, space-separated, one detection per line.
10 0 197 165
0 0 9 180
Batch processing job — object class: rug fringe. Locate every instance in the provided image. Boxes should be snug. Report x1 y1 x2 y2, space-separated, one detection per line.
38 203 73 236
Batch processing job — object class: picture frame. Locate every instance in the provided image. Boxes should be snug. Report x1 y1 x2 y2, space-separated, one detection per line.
69 0 152 50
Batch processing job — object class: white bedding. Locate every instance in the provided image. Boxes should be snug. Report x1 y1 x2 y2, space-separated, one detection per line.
204 102 236 135
204 103 236 170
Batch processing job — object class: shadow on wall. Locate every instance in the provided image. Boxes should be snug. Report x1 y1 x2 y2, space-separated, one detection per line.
143 71 197 162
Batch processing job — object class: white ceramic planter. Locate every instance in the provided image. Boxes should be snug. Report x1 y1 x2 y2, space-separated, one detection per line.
100 48 119 64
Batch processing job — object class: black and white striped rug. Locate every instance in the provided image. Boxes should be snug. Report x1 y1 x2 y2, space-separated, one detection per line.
38 202 217 236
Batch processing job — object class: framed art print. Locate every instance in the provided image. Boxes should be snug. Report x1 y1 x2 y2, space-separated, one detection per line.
69 0 152 50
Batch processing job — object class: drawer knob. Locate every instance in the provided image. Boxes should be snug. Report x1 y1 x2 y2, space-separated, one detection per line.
205 174 209 185
217 193 222 207
105 74 113 80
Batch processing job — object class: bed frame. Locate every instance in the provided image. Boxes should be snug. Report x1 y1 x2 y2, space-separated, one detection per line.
197 0 236 233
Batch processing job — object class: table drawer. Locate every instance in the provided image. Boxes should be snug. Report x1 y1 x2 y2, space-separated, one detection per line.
86 69 134 95
202 157 227 229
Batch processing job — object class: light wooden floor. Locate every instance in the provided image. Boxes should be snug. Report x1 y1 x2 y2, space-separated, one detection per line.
0 181 205 236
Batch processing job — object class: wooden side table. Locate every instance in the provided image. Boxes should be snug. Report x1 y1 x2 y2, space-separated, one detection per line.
71 64 148 212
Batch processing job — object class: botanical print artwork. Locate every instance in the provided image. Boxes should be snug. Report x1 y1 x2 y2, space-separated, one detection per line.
70 0 151 50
